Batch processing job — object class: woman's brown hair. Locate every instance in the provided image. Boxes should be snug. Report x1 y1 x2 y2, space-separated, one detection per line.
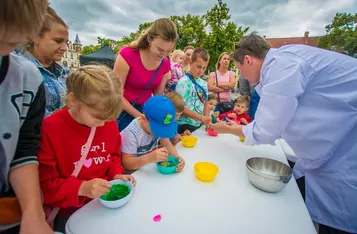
216 52 231 70
26 6 68 52
129 18 178 50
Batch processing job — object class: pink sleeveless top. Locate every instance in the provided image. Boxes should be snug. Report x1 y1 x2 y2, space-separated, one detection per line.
210 70 235 102
119 47 170 105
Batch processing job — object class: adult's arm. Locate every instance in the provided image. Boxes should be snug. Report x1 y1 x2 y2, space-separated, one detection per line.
113 55 142 118
9 83 53 232
216 73 236 90
242 54 313 145
154 71 170 95
207 73 225 93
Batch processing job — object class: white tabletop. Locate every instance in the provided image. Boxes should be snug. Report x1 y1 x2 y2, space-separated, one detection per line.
66 128 315 234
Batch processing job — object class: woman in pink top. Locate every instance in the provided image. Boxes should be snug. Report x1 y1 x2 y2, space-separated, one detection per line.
208 52 236 113
114 18 178 130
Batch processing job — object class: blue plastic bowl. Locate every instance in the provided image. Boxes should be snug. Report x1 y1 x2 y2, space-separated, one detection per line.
156 156 179 174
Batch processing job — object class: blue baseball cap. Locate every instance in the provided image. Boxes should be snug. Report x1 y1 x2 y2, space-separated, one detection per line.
143 95 177 139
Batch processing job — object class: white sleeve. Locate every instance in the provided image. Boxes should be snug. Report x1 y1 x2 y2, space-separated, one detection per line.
243 53 314 145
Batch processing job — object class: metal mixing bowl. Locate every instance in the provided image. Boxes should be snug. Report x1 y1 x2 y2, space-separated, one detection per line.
246 157 292 193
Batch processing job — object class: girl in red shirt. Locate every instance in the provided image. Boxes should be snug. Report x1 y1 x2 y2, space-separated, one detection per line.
219 96 252 125
38 66 136 233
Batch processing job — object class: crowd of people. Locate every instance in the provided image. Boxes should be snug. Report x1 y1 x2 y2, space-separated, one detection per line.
0 1 356 234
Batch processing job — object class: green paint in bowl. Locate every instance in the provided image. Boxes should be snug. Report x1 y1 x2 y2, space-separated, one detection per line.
101 184 131 201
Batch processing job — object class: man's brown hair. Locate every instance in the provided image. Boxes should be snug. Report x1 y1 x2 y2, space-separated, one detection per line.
0 0 48 38
232 33 271 64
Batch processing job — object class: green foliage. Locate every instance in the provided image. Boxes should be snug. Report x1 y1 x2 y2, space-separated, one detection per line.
318 12 357 55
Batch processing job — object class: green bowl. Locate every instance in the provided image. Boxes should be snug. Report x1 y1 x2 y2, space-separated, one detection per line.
156 156 179 174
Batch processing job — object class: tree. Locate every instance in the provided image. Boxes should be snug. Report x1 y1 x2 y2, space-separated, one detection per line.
81 37 122 55
204 0 249 72
318 13 357 55
170 14 207 49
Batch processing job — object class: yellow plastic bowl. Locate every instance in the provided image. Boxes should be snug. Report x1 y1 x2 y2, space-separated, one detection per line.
240 137 245 142
182 136 198 148
194 162 219 182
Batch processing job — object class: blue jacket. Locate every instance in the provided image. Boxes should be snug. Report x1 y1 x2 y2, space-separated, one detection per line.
15 50 69 116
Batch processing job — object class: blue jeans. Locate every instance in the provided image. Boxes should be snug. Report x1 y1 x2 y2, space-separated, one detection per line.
117 104 143 131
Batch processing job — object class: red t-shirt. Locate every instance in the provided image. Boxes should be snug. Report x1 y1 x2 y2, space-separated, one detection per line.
120 47 170 105
218 110 252 124
38 108 124 216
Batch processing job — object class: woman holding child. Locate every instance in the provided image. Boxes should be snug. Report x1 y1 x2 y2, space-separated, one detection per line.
208 52 236 114
114 18 178 131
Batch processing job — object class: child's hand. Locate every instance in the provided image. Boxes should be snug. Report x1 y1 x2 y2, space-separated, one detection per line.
176 156 185 173
228 113 237 119
240 118 248 125
183 130 191 136
150 147 169 163
214 111 220 117
114 174 137 186
172 134 182 146
201 115 212 125
78 178 112 199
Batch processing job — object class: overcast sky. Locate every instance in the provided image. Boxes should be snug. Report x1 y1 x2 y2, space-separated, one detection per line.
51 0 357 46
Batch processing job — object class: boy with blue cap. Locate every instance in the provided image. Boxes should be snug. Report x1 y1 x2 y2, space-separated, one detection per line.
121 95 185 172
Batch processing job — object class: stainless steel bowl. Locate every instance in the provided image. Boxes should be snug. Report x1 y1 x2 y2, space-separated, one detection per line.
246 157 292 193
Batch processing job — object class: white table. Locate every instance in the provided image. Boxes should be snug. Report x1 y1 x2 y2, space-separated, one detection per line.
66 128 316 234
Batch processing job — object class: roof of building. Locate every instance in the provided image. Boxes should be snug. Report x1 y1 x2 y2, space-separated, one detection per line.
265 36 320 48
74 34 81 45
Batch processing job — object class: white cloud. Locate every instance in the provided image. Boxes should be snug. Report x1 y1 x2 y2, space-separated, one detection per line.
51 0 357 45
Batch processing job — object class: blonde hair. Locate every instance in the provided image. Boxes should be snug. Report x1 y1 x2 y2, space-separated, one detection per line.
27 6 68 52
236 96 250 107
165 92 184 113
191 48 210 63
129 18 178 50
0 0 48 38
66 65 123 120
170 50 184 62
216 52 231 70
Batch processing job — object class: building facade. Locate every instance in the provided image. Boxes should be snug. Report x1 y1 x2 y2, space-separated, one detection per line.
61 34 82 68
264 31 320 48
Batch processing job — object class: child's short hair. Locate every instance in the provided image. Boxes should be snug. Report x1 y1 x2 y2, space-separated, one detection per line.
236 96 251 107
170 50 184 62
191 48 210 63
0 0 48 38
208 94 218 102
165 92 184 113
66 65 123 120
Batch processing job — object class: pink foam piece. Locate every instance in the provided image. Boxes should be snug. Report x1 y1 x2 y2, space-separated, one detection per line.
153 214 162 222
